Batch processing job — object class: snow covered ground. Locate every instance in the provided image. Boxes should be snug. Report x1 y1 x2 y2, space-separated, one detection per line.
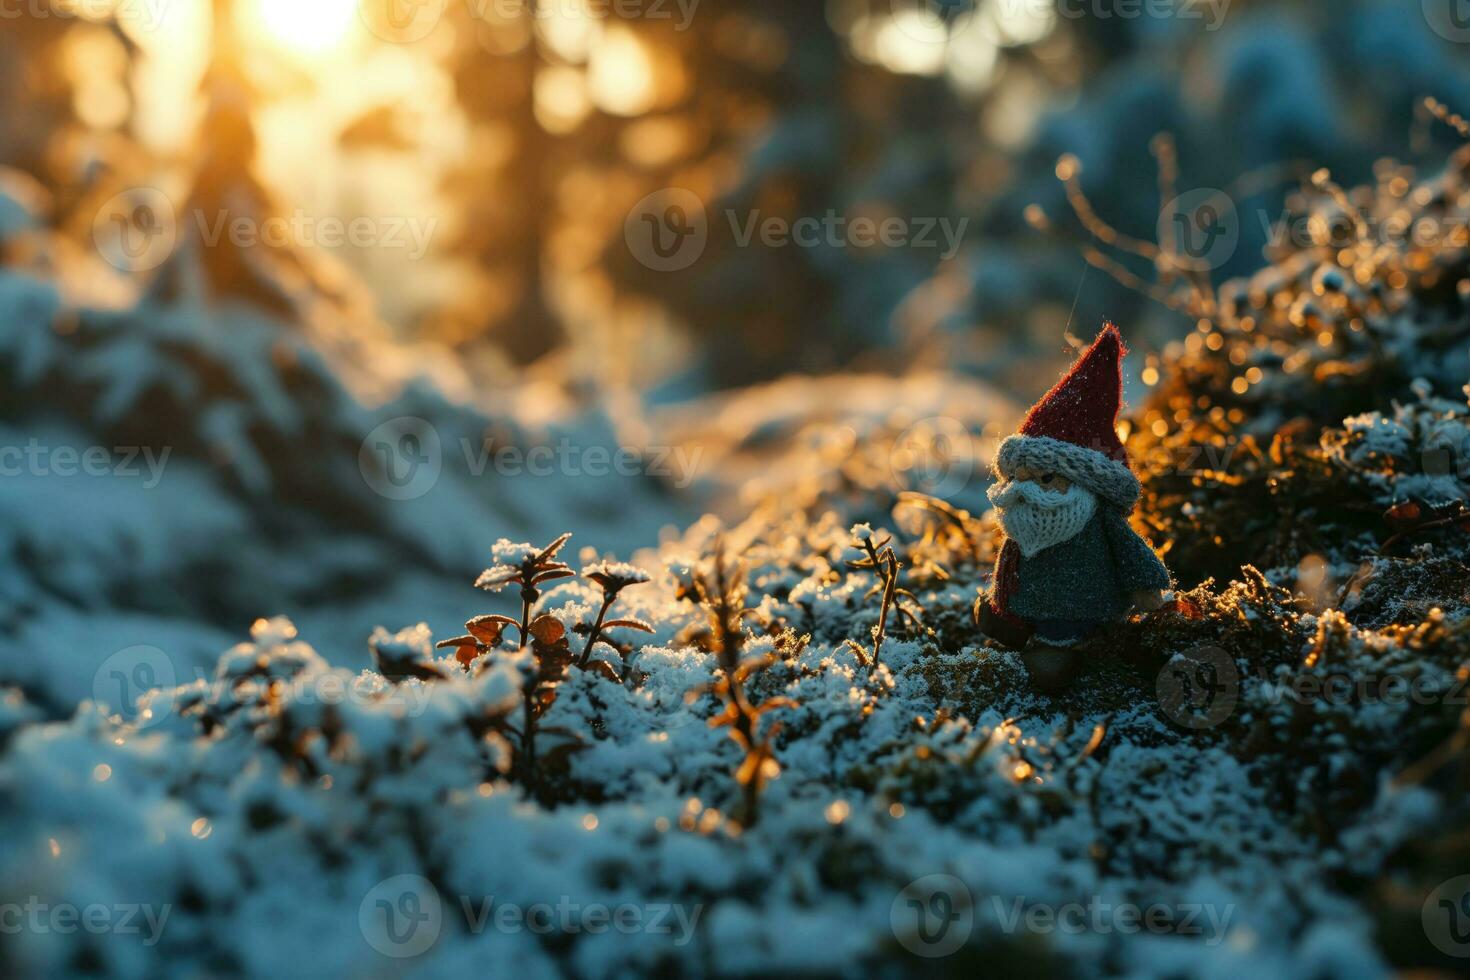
0 516 1444 979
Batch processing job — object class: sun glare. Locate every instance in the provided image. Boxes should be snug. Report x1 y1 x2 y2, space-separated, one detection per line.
251 0 359 59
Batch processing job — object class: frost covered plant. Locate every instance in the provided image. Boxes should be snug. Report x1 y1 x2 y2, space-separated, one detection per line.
575 561 653 674
676 542 795 828
370 626 448 682
474 533 577 632
844 523 924 669
437 533 581 790
436 533 578 667
433 536 656 793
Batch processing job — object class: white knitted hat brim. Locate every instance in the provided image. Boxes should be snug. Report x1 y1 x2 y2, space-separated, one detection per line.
995 433 1140 509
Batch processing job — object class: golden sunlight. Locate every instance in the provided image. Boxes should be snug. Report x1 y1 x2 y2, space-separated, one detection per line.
587 25 658 117
250 0 359 59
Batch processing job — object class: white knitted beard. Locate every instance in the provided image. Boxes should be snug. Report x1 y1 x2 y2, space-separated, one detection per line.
987 480 1099 557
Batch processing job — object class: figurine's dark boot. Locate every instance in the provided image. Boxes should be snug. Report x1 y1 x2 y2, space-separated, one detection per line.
1021 643 1083 694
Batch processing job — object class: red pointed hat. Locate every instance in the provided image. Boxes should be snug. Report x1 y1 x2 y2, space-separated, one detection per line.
994 323 1140 508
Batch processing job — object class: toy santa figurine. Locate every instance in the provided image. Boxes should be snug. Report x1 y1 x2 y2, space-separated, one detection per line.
975 323 1171 692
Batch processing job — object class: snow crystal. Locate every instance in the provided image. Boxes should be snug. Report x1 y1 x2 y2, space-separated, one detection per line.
492 539 541 564
580 561 651 586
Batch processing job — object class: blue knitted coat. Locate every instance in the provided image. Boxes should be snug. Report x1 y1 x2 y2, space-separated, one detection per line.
1002 510 1171 623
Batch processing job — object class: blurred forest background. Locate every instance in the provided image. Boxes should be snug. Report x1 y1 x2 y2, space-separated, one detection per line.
6 0 1470 396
